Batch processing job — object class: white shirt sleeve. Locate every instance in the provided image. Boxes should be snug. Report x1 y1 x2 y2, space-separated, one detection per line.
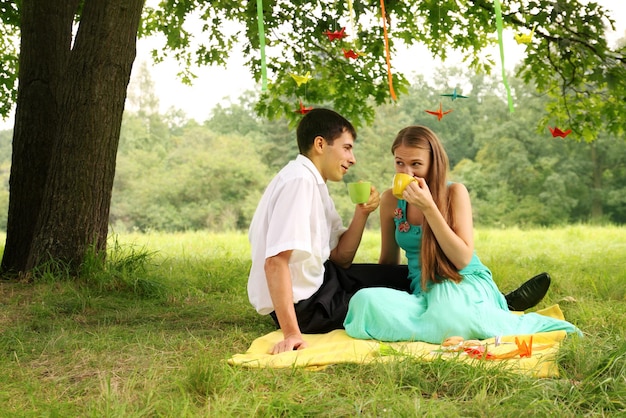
265 176 317 263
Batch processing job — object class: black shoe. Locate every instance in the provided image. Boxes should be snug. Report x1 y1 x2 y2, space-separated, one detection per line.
504 272 551 311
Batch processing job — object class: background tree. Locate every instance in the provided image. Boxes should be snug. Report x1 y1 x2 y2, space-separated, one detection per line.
2 0 144 276
2 65 624 234
0 0 623 277
113 79 272 232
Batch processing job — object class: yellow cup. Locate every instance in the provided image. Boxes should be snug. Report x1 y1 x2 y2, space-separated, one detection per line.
392 173 417 199
347 181 371 204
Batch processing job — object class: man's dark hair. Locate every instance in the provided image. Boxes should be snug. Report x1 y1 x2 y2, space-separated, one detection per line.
296 108 357 154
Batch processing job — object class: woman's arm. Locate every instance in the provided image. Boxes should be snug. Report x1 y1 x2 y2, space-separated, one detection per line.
404 180 474 270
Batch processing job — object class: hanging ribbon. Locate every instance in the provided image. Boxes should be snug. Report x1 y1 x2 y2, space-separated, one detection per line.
494 0 514 112
256 0 268 91
380 0 397 101
348 0 357 49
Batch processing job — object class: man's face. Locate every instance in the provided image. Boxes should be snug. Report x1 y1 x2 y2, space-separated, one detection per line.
319 130 356 182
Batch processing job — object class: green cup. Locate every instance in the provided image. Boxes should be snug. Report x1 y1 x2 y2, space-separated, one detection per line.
347 181 371 204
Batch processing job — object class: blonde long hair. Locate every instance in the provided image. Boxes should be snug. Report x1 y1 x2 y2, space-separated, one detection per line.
391 126 462 290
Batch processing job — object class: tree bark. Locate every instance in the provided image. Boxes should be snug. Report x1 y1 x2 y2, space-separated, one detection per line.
1 0 145 275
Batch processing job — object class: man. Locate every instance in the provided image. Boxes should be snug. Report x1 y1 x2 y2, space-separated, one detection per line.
248 108 550 354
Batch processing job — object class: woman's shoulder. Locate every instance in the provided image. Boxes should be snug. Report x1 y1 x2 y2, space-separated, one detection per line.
380 188 399 212
447 181 470 204
448 181 469 194
380 187 395 201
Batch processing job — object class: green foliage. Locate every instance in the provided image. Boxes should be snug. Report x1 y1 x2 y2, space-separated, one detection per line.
135 0 626 136
515 1 626 140
1 1 625 136
2 60 626 232
25 234 166 299
140 0 244 83
112 118 271 232
83 236 165 298
0 0 19 119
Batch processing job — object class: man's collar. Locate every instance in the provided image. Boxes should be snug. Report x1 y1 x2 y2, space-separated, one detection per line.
296 154 324 184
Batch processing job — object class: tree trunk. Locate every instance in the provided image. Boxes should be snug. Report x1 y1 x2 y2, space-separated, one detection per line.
1 0 145 275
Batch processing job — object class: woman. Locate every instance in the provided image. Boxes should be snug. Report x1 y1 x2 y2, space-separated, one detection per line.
343 126 581 343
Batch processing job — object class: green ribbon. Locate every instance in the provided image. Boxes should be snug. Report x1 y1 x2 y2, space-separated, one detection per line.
256 0 268 91
494 0 514 112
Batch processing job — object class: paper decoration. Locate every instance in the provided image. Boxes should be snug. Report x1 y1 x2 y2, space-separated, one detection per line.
380 0 397 100
345 0 367 58
324 27 347 41
425 102 453 121
295 101 313 114
342 49 359 59
464 345 496 360
549 127 572 138
515 336 533 358
514 24 537 44
290 71 312 87
441 88 468 101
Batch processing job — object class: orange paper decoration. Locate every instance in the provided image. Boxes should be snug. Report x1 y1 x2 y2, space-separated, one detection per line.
380 0 397 100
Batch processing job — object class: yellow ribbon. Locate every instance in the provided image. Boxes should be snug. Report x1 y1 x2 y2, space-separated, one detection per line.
348 0 356 48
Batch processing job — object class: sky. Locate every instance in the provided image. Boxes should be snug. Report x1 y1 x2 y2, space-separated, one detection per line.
1 1 624 129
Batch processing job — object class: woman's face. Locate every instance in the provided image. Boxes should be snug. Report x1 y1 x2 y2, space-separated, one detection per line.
393 144 431 179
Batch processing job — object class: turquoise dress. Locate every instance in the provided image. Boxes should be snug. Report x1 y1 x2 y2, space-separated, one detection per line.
343 199 582 343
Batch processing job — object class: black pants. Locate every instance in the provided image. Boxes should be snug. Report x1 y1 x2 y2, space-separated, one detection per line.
270 261 410 334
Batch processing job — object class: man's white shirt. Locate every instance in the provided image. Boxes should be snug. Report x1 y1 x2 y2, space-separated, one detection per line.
247 154 346 315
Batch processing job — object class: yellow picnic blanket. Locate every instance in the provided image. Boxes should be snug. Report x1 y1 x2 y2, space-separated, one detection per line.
228 305 572 378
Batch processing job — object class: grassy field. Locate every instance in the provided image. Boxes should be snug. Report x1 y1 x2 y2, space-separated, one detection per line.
0 225 625 416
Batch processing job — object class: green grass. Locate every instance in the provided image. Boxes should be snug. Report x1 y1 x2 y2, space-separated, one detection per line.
0 225 625 416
